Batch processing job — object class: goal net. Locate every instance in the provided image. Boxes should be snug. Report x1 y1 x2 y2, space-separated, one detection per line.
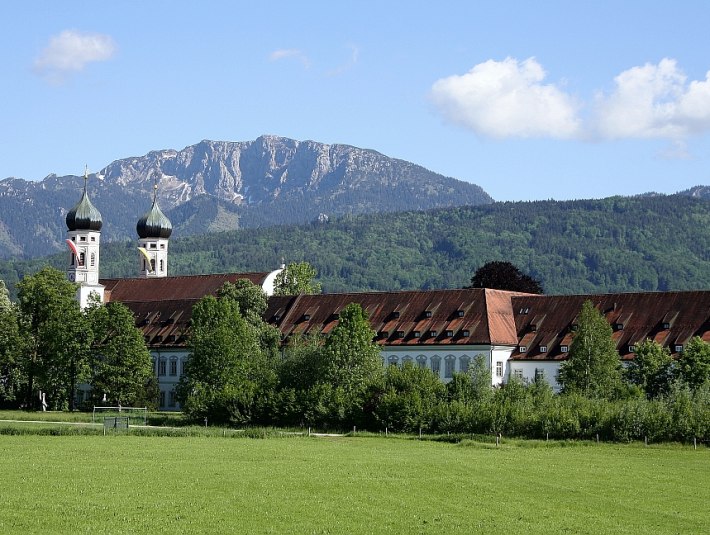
92 406 147 426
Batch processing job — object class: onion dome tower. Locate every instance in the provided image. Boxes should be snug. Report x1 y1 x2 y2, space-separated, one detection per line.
65 167 104 308
136 181 172 278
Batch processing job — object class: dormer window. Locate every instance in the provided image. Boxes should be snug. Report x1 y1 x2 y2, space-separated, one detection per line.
380 331 389 338
662 322 671 329
628 345 636 353
457 310 465 318
392 311 400 319
302 314 311 321
560 345 569 353
519 307 529 314
675 345 684 352
429 330 438 337
615 323 624 331
539 345 547 353
530 324 537 332
462 330 470 337
519 346 528 353
570 324 578 332
413 331 421 338
445 330 454 338
396 330 405 338
424 310 432 318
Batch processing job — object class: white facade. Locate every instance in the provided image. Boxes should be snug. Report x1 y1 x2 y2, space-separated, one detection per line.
67 229 105 309
138 237 169 278
508 360 562 391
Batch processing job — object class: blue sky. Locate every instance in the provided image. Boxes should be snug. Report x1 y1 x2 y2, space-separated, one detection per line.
2 1 710 201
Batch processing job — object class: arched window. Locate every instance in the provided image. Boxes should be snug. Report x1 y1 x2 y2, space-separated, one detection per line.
402 355 413 367
430 356 441 376
416 355 427 369
79 252 85 266
150 259 156 272
444 355 456 378
160 259 164 272
90 252 96 267
387 355 399 367
459 356 470 373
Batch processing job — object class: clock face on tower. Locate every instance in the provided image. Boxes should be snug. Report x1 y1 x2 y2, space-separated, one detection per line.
69 273 75 282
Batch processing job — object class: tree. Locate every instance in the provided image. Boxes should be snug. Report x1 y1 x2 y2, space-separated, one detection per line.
16 267 92 410
625 339 673 398
0 287 24 406
273 261 322 296
468 261 543 294
322 303 382 393
87 301 156 408
676 337 710 390
558 300 622 399
177 293 267 424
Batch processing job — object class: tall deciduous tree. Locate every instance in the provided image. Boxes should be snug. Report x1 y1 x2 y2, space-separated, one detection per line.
322 303 382 394
625 339 673 398
16 267 92 410
177 293 266 424
558 300 622 399
468 261 543 294
0 285 24 406
676 337 710 390
273 261 322 296
87 301 156 408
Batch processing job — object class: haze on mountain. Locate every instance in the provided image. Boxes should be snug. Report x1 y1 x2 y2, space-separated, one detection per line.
0 135 492 259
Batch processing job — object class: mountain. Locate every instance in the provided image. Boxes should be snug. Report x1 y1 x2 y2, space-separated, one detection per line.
0 136 493 259
2 193 709 299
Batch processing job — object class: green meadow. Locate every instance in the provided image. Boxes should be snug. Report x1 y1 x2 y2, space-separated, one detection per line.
0 431 707 534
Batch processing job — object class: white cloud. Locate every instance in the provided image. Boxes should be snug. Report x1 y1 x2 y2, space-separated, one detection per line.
269 48 310 68
431 57 710 148
594 58 710 140
430 57 581 139
34 30 116 82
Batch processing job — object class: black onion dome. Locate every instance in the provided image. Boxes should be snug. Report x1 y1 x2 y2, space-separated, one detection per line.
66 188 102 231
136 199 172 239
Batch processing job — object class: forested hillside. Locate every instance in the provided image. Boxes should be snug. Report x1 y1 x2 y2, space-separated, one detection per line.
1 195 708 298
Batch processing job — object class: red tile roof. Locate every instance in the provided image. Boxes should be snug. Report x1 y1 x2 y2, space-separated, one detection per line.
510 291 710 360
102 272 271 303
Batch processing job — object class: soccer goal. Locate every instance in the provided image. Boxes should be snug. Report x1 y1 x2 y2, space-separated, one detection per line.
92 406 147 426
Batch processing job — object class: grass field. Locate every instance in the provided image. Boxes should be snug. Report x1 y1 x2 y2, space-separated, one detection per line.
0 433 707 534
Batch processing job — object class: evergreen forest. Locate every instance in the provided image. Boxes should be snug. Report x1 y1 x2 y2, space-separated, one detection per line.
1 194 709 298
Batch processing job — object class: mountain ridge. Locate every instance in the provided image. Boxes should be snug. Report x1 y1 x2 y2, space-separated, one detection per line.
0 135 493 259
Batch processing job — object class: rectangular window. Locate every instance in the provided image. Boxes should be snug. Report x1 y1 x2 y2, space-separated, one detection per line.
431 358 441 375
495 361 503 377
159 359 166 376
535 368 544 381
168 391 176 408
169 359 177 376
159 391 166 408
91 237 96 242
519 346 527 353
675 345 684 352
513 369 523 379
459 357 470 373
539 346 547 353
560 345 569 353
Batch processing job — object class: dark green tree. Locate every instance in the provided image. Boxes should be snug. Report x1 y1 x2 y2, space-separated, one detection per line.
16 267 92 410
87 301 156 408
468 261 543 294
558 300 622 399
322 302 382 393
625 339 673 398
273 261 322 296
0 284 25 406
177 293 267 424
676 337 710 390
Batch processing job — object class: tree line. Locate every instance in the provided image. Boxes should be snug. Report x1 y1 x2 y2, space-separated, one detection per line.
177 278 710 443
